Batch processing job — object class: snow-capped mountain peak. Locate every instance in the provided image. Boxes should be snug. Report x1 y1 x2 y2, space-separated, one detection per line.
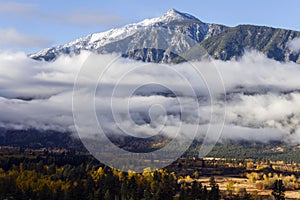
138 9 200 26
71 9 201 48
30 9 212 62
160 8 200 22
30 9 300 64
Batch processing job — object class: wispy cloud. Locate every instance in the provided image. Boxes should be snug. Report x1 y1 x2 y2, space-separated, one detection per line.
0 2 123 26
53 10 123 26
0 2 36 15
0 27 52 48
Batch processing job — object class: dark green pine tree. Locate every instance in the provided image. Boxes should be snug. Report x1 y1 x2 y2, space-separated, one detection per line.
191 181 202 200
143 189 152 200
272 180 285 200
208 177 220 200
202 185 208 200
179 184 187 200
104 189 111 200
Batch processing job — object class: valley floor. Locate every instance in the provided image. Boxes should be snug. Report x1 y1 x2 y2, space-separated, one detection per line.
198 176 300 199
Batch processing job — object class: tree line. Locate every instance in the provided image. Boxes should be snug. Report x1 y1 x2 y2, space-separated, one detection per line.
0 155 222 200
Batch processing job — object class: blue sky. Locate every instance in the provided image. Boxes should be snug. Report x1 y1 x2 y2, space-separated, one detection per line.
1 0 300 53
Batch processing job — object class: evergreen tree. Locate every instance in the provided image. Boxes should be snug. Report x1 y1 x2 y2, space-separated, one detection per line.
201 186 208 200
208 177 220 200
272 180 285 200
191 181 202 199
104 189 111 200
143 189 152 200
179 184 187 200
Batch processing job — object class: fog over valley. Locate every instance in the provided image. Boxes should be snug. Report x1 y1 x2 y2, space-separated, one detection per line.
0 49 300 144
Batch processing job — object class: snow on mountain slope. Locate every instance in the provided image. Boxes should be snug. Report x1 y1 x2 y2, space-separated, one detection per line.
30 9 226 62
31 9 300 63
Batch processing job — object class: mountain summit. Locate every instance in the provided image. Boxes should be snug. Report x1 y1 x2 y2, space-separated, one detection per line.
159 9 200 22
30 9 300 63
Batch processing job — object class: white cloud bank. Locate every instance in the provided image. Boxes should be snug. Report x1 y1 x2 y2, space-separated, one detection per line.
1 50 300 144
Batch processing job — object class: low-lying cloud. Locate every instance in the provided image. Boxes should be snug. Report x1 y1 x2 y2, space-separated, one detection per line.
1 50 300 144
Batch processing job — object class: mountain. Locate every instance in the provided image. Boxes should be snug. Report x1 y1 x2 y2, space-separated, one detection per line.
0 129 84 150
30 9 300 63
201 25 300 62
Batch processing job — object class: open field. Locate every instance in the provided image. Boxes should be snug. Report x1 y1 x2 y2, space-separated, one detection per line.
197 176 300 199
